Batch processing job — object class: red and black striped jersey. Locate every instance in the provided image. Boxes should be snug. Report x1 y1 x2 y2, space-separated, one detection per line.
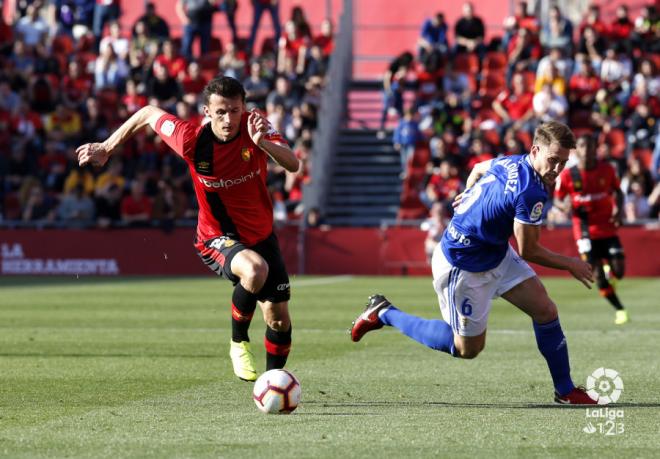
555 161 620 241
154 111 287 247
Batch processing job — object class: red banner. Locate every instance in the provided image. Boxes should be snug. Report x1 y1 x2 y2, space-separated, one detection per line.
1 226 658 277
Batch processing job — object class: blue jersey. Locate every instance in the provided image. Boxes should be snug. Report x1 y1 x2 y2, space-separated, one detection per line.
440 155 547 272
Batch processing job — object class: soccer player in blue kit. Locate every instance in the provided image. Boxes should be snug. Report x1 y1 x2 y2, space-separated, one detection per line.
351 121 598 404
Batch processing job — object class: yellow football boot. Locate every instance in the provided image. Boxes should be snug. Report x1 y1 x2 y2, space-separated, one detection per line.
229 340 257 381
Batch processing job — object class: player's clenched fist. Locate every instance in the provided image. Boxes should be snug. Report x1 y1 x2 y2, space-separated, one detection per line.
76 142 111 167
248 110 269 147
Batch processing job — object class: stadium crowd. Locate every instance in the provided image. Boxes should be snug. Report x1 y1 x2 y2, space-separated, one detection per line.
389 2 660 235
0 0 332 229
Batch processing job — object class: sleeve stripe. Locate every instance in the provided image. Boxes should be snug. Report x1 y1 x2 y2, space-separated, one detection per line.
514 217 543 226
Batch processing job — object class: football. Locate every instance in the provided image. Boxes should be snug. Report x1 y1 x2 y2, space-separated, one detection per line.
252 369 301 414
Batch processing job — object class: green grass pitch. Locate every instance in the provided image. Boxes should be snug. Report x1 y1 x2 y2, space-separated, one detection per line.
0 275 658 458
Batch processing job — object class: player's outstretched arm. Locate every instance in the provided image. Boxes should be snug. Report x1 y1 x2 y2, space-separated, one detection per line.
247 110 299 173
77 105 166 167
513 221 594 289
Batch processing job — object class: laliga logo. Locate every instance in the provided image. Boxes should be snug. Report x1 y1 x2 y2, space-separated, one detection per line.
586 368 623 405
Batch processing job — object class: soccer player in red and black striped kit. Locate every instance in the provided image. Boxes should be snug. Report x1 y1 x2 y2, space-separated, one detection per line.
77 76 300 381
554 134 629 325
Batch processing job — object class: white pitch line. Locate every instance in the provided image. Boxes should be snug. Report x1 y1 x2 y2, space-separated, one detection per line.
291 275 354 287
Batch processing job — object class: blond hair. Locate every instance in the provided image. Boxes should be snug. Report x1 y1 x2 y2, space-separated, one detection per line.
533 121 576 150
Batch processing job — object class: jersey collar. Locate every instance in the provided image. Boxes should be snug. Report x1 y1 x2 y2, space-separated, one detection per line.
524 154 544 186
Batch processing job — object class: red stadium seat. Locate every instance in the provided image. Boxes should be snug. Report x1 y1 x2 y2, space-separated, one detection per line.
482 129 501 148
453 53 479 74
476 107 499 124
633 148 653 170
3 193 21 220
260 38 278 56
484 52 507 71
516 130 532 150
521 71 536 93
602 128 626 159
645 53 660 72
569 110 592 129
209 37 223 53
52 34 74 56
410 145 430 168
572 128 593 139
199 52 221 70
479 72 507 97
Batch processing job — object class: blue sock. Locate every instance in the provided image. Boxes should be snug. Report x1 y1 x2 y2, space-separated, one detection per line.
533 318 575 396
380 306 455 355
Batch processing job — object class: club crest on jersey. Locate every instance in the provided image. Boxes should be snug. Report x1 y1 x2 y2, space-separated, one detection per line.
531 201 544 220
224 239 236 248
196 160 211 174
241 148 252 161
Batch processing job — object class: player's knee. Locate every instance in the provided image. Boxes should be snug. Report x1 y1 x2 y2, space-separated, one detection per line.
611 260 625 279
533 299 558 324
243 259 269 290
266 318 291 331
454 340 485 359
455 346 482 359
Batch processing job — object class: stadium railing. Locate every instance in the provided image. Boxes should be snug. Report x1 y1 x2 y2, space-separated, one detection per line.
302 0 353 216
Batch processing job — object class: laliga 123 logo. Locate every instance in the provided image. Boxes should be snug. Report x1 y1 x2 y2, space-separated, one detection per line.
586 367 623 405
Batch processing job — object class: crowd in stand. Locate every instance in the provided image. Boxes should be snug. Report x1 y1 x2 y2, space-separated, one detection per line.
0 0 332 229
387 2 660 242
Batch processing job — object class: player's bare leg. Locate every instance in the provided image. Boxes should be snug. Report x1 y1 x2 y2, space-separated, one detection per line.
260 300 292 370
502 276 596 404
453 332 486 359
227 250 269 381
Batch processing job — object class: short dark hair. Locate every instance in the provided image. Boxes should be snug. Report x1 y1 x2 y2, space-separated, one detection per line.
577 133 595 148
202 76 246 105
533 121 576 150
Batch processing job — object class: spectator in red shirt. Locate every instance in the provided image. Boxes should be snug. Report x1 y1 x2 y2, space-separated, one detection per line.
569 57 601 110
506 27 541 83
61 61 93 109
180 61 208 105
502 1 539 49
422 160 463 212
414 51 443 110
121 180 153 227
314 19 334 57
122 79 148 115
632 83 660 116
492 73 535 135
175 100 204 126
579 4 608 38
608 5 634 47
290 5 312 39
155 40 188 79
278 20 310 76
11 102 44 141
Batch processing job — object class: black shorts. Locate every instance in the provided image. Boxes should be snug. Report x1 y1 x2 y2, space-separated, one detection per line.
196 233 291 303
584 236 625 263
